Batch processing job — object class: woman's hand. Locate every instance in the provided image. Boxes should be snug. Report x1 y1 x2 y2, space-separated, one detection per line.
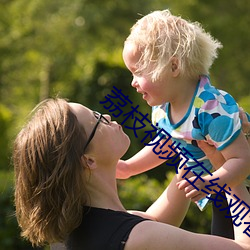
177 108 250 201
239 107 250 141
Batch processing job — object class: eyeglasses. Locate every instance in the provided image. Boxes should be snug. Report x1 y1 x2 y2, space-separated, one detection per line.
84 111 110 151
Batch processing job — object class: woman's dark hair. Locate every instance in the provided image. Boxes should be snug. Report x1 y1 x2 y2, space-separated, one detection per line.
13 98 88 246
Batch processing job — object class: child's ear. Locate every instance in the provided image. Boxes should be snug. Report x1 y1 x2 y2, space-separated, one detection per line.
171 57 180 77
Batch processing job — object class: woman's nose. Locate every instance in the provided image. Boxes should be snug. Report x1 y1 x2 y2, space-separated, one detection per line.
103 114 112 122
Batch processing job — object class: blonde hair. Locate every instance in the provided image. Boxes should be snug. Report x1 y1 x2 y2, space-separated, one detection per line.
13 98 88 246
125 9 222 81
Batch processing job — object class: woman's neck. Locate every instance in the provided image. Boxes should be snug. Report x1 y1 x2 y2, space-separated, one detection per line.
84 165 126 212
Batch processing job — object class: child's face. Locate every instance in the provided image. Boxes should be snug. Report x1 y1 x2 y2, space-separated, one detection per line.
123 43 173 106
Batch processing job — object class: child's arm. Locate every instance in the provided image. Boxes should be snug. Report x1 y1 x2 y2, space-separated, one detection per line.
116 137 173 179
116 145 166 179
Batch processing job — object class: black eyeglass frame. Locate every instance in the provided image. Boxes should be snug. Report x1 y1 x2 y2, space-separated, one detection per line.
83 111 110 151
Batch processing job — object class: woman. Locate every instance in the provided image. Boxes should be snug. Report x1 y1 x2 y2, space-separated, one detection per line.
13 98 250 249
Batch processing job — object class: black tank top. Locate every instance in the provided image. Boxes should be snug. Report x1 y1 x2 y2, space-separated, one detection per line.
66 206 148 250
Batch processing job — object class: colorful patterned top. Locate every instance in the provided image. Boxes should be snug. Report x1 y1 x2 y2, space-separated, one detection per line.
152 75 242 174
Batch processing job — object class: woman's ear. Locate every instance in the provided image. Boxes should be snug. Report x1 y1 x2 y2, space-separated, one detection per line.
82 155 97 169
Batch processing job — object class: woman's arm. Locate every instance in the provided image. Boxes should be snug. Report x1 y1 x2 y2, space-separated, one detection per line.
129 173 190 227
146 174 190 227
125 183 250 250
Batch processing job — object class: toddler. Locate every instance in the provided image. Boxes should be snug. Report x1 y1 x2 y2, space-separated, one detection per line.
118 9 250 238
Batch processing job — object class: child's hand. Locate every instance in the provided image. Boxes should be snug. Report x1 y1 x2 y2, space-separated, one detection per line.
239 107 250 139
116 160 131 179
177 177 209 202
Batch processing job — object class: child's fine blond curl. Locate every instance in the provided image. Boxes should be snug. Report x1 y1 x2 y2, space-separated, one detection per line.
125 9 223 81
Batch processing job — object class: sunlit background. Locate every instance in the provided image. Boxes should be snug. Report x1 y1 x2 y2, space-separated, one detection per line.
0 1 249 249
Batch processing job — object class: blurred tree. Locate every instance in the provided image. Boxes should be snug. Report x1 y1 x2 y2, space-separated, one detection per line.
184 0 250 100
0 0 249 248
1 0 249 151
0 105 12 169
239 95 250 113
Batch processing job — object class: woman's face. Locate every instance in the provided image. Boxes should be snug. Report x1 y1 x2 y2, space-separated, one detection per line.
68 103 130 162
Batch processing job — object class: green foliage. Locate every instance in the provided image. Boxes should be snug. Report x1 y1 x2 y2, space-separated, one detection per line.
1 0 249 166
182 202 212 234
0 0 249 248
118 174 163 210
0 104 13 170
184 1 250 100
239 95 250 113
